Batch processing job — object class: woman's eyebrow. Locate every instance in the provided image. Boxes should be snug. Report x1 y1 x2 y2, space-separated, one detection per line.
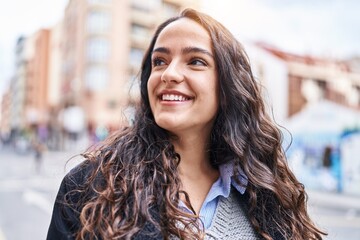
152 46 213 58
182 46 214 58
152 47 170 55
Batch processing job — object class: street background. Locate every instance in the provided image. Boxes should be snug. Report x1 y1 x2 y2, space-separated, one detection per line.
1 144 360 240
0 145 84 240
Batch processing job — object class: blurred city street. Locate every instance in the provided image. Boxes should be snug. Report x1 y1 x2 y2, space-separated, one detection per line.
0 146 359 240
0 146 83 240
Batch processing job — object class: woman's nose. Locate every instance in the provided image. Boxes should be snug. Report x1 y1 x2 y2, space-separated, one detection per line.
161 61 184 83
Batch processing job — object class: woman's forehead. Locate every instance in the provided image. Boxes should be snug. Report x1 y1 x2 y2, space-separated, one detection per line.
154 18 212 51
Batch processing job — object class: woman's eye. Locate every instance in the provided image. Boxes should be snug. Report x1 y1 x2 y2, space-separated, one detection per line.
152 58 165 66
189 58 207 66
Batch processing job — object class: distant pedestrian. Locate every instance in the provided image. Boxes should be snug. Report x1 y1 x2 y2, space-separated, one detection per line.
322 145 333 168
32 138 45 174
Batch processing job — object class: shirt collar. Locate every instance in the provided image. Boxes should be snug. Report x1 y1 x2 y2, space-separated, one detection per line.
179 161 248 212
219 161 248 197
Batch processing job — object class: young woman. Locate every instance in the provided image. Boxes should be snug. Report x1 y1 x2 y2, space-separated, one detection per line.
47 8 326 240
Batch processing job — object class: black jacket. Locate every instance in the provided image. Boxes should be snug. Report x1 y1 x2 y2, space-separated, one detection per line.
47 162 284 240
47 162 163 240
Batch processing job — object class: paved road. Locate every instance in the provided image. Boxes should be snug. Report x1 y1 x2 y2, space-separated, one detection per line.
307 190 360 240
0 147 82 240
0 146 359 240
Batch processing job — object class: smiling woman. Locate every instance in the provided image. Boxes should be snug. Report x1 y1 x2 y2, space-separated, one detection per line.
47 8 326 240
148 18 219 140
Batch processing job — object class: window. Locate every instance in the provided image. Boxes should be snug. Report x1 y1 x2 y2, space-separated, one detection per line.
162 2 180 18
86 37 110 62
129 48 144 68
131 0 160 11
85 66 109 91
316 79 327 99
131 23 148 38
87 10 111 34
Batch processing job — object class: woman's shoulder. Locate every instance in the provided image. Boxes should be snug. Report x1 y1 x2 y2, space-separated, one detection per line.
47 159 99 239
62 159 97 186
56 158 100 203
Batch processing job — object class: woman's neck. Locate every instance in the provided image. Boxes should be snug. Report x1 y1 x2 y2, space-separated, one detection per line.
171 133 219 214
171 132 213 176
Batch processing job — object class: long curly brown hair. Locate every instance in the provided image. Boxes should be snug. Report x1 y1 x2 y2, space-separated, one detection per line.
73 8 326 240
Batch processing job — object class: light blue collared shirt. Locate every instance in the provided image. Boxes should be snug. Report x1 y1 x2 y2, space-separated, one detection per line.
179 162 248 229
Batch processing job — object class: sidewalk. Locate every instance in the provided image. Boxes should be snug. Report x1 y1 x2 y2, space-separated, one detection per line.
308 189 360 210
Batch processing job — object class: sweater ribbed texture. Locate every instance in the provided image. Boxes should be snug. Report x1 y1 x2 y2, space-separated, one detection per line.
169 188 260 240
204 188 260 240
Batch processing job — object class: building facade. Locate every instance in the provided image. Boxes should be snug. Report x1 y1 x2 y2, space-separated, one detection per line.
253 43 360 119
7 36 28 140
61 0 199 136
1 0 200 149
24 29 51 127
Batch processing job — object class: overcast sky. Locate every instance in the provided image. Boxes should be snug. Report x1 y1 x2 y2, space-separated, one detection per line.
1 0 360 96
0 0 68 96
204 0 360 57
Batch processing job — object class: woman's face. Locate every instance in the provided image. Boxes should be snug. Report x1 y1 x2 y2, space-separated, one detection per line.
147 18 219 137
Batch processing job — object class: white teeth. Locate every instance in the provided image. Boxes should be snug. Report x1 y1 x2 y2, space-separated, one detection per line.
162 94 189 101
